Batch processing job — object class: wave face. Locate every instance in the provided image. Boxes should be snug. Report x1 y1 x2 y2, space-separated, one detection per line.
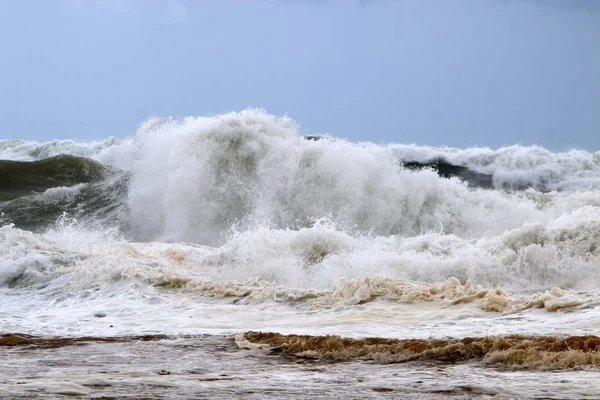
2 109 600 344
0 155 110 201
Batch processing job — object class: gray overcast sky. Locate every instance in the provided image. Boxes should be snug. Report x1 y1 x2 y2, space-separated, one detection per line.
0 0 598 150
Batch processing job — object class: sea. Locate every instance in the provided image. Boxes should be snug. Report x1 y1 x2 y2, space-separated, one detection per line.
1 109 600 399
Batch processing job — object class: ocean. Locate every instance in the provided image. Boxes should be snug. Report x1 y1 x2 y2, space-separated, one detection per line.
1 109 600 399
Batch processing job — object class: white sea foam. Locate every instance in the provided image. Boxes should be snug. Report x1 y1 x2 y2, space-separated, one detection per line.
1 205 600 338
39 184 87 203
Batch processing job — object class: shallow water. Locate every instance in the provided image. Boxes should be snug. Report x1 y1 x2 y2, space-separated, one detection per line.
2 335 599 399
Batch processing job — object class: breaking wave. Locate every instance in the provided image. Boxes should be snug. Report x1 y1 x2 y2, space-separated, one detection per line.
2 109 600 344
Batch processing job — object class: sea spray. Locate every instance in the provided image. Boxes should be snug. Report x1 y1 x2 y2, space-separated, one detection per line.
1 109 600 346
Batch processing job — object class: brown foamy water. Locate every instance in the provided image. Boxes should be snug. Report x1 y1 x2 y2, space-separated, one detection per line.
237 332 600 369
2 334 600 399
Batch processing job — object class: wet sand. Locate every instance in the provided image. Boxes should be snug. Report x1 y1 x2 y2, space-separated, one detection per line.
1 334 600 399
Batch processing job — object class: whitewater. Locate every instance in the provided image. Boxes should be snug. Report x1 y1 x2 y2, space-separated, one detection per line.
2 109 600 398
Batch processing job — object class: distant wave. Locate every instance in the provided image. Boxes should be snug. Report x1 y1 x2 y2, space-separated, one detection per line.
0 137 124 162
399 159 494 189
390 143 600 192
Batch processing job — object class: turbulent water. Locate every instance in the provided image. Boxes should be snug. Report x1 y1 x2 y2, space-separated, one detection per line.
2 109 600 398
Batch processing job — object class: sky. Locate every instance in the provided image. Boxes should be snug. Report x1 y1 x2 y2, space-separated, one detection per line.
0 0 598 150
